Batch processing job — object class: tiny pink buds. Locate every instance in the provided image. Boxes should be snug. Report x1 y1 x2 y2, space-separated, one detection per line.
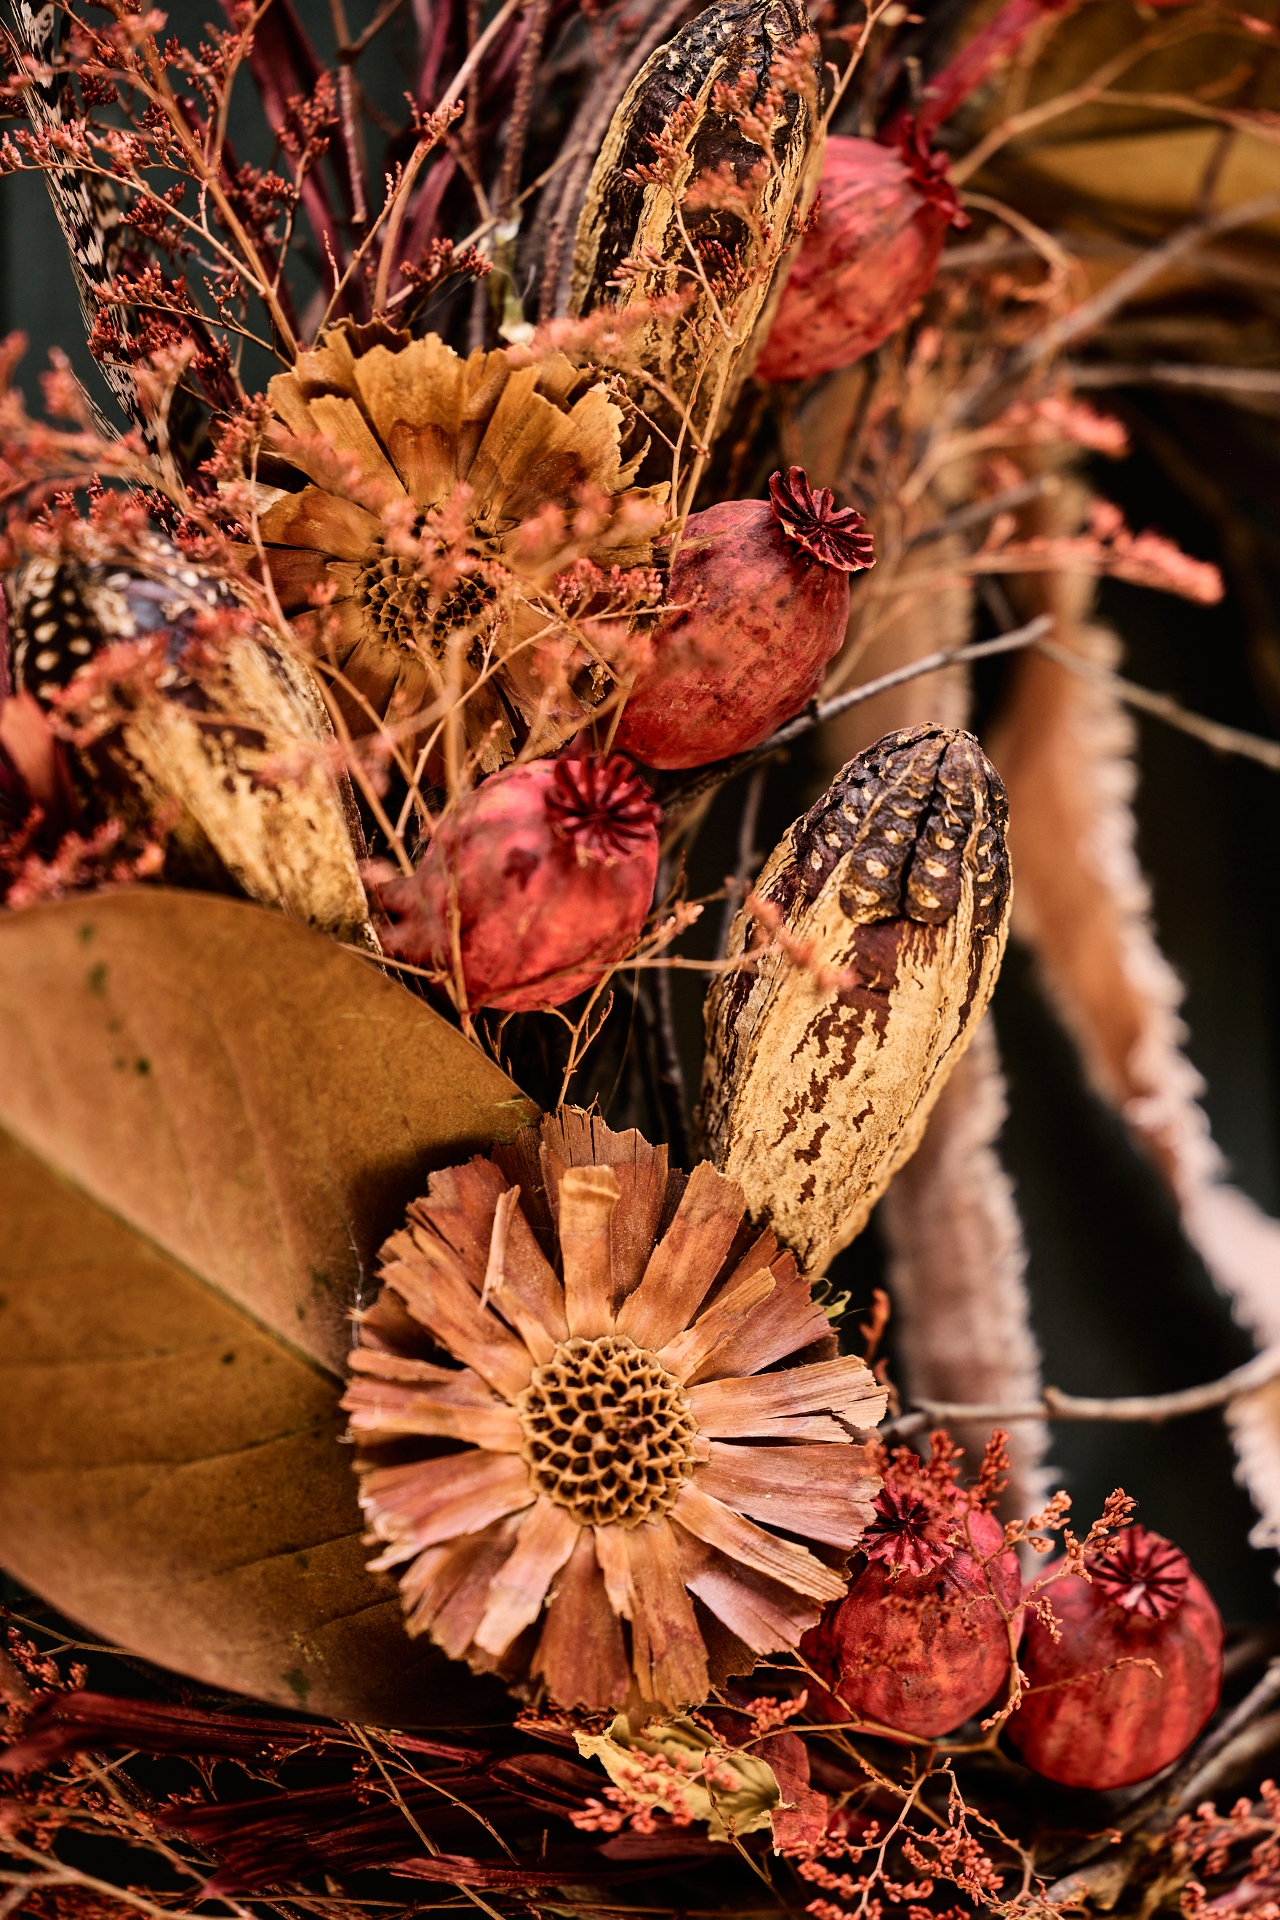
614 467 873 771
755 129 962 384
1009 1526 1223 1789
376 755 660 1012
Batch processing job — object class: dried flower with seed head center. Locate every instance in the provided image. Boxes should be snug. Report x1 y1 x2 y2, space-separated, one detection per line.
342 1107 888 1714
861 1483 952 1579
767 468 875 571
253 325 668 774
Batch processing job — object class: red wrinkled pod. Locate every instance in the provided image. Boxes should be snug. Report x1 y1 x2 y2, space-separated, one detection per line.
755 130 961 384
758 0 1078 383
376 754 660 1012
802 1488 1022 1739
613 468 873 771
1008 1526 1223 1790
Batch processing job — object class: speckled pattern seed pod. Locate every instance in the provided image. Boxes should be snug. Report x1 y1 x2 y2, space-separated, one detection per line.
697 726 1010 1274
570 0 816 469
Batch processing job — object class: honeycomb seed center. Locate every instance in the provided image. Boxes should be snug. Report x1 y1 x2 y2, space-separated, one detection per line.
358 539 494 656
515 1334 699 1529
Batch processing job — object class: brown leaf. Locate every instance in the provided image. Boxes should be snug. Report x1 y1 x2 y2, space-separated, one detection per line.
0 887 538 1722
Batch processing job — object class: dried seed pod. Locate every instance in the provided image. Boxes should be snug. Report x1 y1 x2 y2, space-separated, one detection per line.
7 546 373 943
570 0 817 471
614 467 874 770
805 1503 1021 1739
698 726 1010 1274
1008 1527 1224 1789
754 132 960 384
375 754 661 1012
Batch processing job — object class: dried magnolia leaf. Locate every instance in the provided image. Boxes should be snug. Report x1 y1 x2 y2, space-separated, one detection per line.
989 536 1280 1566
570 0 816 467
699 726 1010 1274
0 888 538 1720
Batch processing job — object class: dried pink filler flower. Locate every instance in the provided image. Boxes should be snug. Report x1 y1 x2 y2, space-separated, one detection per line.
614 467 874 771
1009 1525 1223 1789
376 754 660 1011
343 1108 888 1713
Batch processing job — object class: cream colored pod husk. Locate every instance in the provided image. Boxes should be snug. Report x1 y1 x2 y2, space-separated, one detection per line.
698 725 1011 1275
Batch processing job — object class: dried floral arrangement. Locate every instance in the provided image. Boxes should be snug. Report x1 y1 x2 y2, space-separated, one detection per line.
3 0 1280 1918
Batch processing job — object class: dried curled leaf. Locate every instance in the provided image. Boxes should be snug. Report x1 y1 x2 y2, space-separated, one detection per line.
698 726 1011 1273
570 0 816 467
0 889 538 1721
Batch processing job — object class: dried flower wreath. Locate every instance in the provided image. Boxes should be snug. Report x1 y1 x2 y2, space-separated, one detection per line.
3 0 1280 1916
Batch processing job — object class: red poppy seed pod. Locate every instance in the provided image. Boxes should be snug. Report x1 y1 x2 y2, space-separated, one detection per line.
1008 1526 1224 1789
757 0 1077 383
802 1493 1021 1739
376 754 660 1012
755 130 962 384
613 468 874 771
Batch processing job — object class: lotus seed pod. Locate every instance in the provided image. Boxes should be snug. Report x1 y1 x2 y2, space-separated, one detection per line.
614 467 873 770
697 725 1010 1273
376 754 661 1012
1008 1526 1224 1790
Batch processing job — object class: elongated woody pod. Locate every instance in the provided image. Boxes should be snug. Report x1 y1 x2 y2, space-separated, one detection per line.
570 0 817 479
698 727 1010 1274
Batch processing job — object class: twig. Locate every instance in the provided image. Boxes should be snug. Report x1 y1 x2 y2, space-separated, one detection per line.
905 476 1056 548
884 1342 1280 1438
715 761 767 960
1067 361 1280 399
1037 637 1280 774
1009 192 1280 374
661 616 1054 816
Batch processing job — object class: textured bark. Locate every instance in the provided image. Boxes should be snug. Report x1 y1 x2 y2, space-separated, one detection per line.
880 1019 1051 1515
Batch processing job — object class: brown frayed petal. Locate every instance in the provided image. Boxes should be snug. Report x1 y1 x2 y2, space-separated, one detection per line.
361 1451 534 1563
616 1162 744 1351
685 1252 832 1385
532 1528 630 1709
538 1109 671 1302
688 1355 887 1437
673 1526 822 1655
348 1348 476 1387
409 1159 509 1289
695 1442 880 1549
558 1165 622 1338
624 1521 709 1709
259 484 382 562
384 1233 533 1401
472 1496 581 1657
400 1516 525 1656
593 1523 634 1622
672 1484 846 1604
342 1377 523 1450
656 1264 777 1383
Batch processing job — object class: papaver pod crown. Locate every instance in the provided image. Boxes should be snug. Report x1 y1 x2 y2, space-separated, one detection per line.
546 755 661 865
1009 1524 1224 1790
768 468 876 571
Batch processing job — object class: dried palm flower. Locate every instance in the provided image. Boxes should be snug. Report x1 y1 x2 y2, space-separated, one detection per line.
255 326 668 774
699 726 1010 1274
342 1107 886 1714
6 540 373 942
